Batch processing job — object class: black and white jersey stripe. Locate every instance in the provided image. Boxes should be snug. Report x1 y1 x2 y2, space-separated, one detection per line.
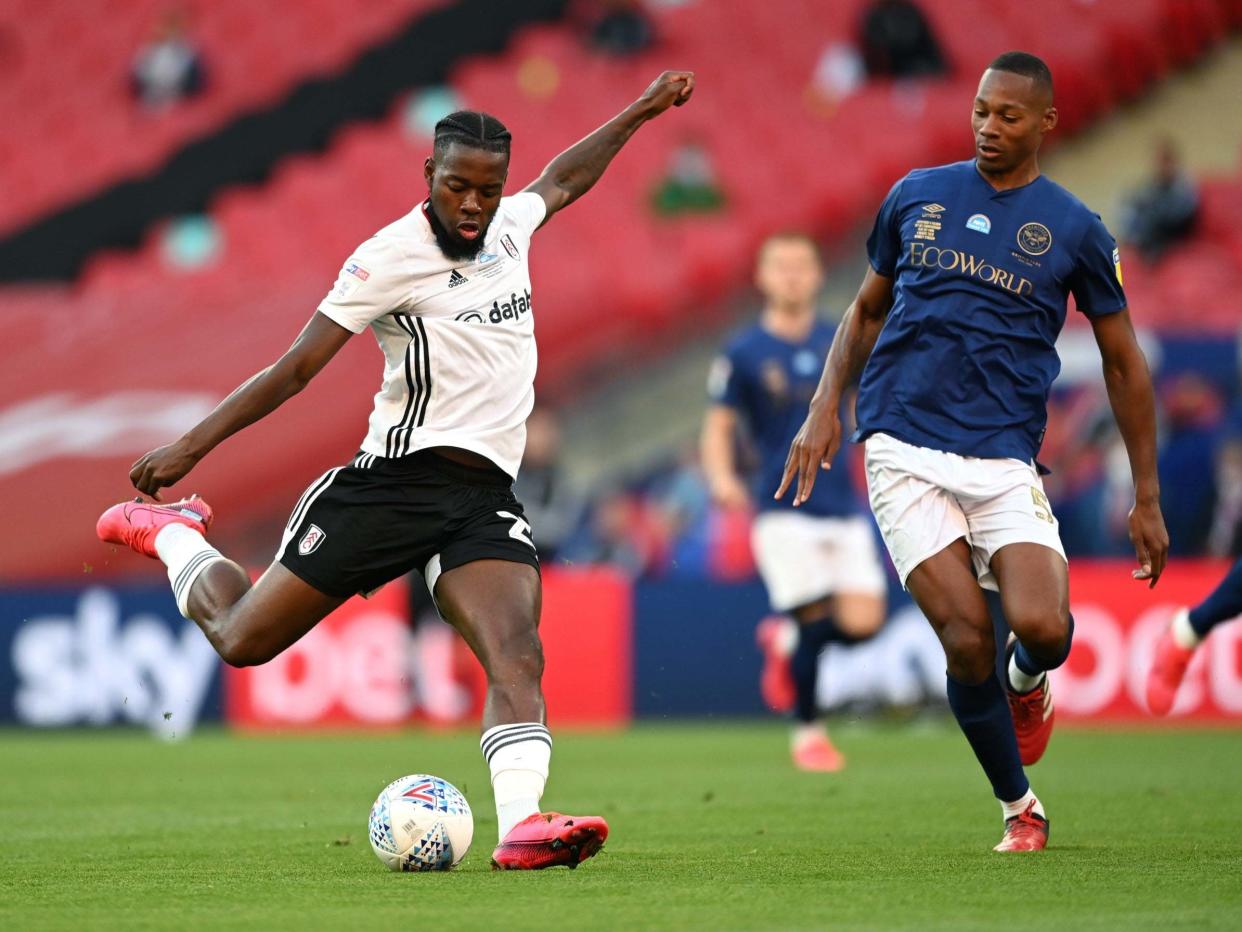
386 313 433 458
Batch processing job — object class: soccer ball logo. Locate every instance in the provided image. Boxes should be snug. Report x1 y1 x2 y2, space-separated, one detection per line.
368 774 473 871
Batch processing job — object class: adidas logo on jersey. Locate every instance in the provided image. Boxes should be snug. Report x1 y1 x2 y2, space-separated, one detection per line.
447 269 469 288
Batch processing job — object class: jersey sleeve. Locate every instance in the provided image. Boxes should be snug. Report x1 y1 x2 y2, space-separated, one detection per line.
865 178 905 277
316 236 410 333
1069 213 1127 318
707 344 748 409
502 192 548 238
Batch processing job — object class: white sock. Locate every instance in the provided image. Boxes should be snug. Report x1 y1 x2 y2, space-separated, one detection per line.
1001 788 1045 821
1007 652 1044 694
792 722 825 748
481 722 551 841
1171 608 1201 650
155 523 224 619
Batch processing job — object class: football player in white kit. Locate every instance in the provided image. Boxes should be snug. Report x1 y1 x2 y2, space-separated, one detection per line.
98 70 695 871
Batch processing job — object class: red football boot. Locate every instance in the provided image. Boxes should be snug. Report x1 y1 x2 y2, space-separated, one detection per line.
1005 641 1055 766
756 616 796 714
993 801 1049 852
490 812 608 871
1146 610 1197 717
96 496 214 559
792 732 845 772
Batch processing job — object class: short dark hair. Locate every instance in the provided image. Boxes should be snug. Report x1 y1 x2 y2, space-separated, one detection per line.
433 110 512 159
987 51 1054 99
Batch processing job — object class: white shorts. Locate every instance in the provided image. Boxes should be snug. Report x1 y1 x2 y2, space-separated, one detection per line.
863 432 1066 591
750 511 887 612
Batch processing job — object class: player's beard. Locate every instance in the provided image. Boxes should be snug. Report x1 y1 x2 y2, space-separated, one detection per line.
426 202 488 263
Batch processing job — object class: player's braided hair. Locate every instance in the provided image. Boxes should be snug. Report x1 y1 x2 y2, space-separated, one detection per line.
433 110 512 159
988 51 1054 99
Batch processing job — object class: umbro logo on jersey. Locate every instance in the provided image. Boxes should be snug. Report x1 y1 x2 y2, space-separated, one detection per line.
921 203 946 218
447 269 469 288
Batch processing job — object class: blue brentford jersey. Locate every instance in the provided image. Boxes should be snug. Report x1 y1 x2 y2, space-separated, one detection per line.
855 160 1127 463
710 320 861 517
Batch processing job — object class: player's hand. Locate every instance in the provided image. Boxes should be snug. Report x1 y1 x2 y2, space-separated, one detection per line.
709 475 752 512
637 71 695 117
1128 497 1169 588
775 401 842 507
129 439 201 500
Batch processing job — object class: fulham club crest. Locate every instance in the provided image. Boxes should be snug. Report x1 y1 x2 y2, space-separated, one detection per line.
501 234 519 260
298 524 327 555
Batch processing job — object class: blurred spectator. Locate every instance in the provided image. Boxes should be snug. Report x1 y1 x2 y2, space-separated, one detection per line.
402 87 465 139
1158 373 1224 556
1208 428 1242 557
651 136 726 217
1120 138 1200 262
859 0 947 79
159 215 222 270
581 0 655 57
806 41 866 116
513 407 583 563
130 8 207 110
562 489 670 577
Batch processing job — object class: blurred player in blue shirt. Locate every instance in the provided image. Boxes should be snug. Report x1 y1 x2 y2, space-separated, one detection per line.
702 232 886 772
779 52 1168 851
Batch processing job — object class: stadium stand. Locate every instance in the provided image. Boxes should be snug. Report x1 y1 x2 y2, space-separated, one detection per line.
2 0 1240 582
0 0 447 236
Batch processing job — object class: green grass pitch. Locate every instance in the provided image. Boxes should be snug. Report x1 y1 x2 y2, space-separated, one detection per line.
3 721 1241 930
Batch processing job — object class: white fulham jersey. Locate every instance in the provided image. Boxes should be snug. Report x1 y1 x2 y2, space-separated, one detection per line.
317 192 546 478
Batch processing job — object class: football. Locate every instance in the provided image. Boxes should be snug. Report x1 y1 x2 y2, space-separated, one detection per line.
368 774 474 871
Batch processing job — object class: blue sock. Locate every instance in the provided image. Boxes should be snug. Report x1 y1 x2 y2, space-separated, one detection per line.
1189 557 1242 638
1014 614 1075 677
946 672 1029 802
791 616 859 724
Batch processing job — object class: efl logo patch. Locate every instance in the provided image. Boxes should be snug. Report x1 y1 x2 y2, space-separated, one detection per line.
1113 246 1124 285
1016 222 1052 256
298 524 327 556
966 213 991 234
501 234 519 260
345 262 370 281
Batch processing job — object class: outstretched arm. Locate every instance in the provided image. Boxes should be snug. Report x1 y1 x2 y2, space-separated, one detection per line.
701 405 751 510
130 312 354 498
1091 308 1168 586
524 70 694 223
775 267 894 505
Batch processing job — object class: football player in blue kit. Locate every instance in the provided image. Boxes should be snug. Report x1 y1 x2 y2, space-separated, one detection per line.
778 52 1168 851
702 233 886 771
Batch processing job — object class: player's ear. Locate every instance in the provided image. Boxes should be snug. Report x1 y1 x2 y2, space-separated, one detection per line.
1041 106 1058 135
424 156 436 189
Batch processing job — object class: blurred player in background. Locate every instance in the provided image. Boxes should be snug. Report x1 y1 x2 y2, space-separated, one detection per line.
779 52 1168 851
702 232 886 772
1148 557 1242 715
97 70 696 871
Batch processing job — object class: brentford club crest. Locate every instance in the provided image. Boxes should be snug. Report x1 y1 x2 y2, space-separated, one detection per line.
298 524 327 555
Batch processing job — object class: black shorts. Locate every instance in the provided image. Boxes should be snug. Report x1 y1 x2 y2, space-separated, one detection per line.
277 449 539 599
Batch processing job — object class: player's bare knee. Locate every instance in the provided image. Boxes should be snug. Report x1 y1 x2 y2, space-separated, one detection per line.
215 629 276 668
1007 607 1069 660
938 622 995 682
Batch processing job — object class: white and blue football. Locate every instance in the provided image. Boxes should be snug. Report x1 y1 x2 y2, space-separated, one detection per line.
368 774 473 871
